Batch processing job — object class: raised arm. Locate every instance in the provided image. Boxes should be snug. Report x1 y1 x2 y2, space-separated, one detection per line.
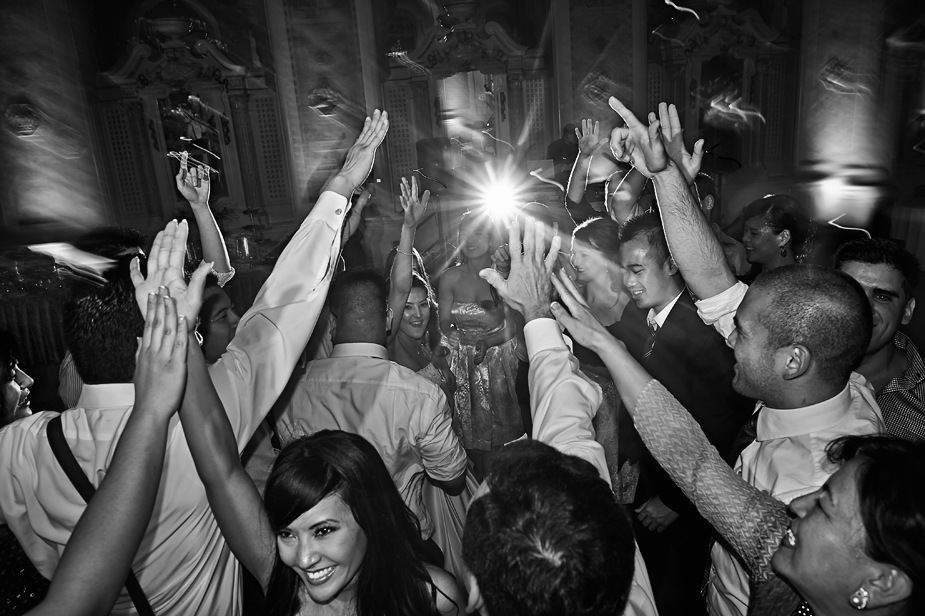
29 292 187 616
176 152 234 282
565 120 617 225
388 176 430 339
608 98 735 300
550 272 790 580
179 325 276 589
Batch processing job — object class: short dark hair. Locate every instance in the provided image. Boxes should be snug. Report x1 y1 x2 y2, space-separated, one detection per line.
573 217 622 263
463 440 635 616
827 435 925 615
329 267 388 344
743 194 811 256
73 226 146 260
63 254 145 385
750 265 871 386
620 211 671 266
833 238 921 301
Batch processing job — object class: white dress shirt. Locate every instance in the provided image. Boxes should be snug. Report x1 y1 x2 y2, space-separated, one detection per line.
275 342 468 538
524 318 658 616
694 280 884 616
0 191 348 616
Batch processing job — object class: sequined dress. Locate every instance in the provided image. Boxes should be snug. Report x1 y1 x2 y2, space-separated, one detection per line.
448 301 523 450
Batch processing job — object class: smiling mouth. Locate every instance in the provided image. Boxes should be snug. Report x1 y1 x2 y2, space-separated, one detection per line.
306 566 335 583
782 528 796 548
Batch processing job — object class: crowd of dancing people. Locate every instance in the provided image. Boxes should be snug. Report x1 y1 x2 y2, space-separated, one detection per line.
1 97 924 616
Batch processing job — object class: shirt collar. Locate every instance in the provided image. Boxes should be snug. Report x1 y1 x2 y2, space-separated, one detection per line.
756 383 852 440
75 383 136 410
331 342 388 360
647 288 685 329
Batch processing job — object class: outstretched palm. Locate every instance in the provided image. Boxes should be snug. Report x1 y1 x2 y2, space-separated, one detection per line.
400 175 430 227
129 219 210 330
577 119 608 156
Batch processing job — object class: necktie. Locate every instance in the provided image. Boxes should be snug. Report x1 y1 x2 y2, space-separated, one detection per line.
643 322 658 359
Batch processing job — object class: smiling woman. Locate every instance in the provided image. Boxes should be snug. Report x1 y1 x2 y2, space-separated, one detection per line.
263 432 462 616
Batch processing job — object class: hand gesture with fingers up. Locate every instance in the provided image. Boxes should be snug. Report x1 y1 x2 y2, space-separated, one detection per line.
550 270 619 353
657 103 704 184
176 151 210 207
129 220 212 329
134 289 189 421
608 97 668 177
577 119 609 157
479 217 561 321
399 175 430 228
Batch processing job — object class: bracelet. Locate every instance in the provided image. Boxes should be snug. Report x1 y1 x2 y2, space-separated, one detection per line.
396 248 414 256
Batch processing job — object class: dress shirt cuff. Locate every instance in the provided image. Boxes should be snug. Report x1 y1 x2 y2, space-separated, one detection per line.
524 318 567 360
694 280 748 340
310 191 349 223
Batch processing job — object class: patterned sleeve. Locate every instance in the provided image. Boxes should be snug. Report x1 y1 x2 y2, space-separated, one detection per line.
633 379 790 581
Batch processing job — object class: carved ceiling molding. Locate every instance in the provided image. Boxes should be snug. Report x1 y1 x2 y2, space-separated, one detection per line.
98 38 264 100
404 21 542 78
661 6 787 62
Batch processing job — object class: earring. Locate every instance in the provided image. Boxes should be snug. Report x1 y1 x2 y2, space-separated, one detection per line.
849 586 870 610
780 247 788 258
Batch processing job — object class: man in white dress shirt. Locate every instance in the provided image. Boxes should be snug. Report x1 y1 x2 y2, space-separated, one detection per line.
0 110 389 615
275 267 468 559
606 97 884 616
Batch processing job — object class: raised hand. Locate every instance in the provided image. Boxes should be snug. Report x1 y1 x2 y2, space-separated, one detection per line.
490 244 511 278
550 270 618 352
175 151 210 207
479 216 561 321
333 110 390 193
399 175 430 227
608 97 668 177
129 219 212 328
658 103 704 184
576 119 609 157
133 290 189 421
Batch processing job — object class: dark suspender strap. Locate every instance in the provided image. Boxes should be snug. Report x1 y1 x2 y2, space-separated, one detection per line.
47 415 156 616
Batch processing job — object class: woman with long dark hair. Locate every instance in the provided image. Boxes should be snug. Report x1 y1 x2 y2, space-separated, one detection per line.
178 328 464 616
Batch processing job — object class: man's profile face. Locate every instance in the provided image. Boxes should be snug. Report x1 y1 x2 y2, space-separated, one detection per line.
727 288 778 400
838 261 914 355
620 236 677 312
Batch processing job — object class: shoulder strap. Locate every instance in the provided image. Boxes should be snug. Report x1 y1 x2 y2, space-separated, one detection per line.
47 415 156 616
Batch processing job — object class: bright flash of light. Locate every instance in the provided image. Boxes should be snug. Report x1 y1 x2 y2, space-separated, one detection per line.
473 159 532 223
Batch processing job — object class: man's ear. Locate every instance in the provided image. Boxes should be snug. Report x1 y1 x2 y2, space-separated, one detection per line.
465 572 486 615
863 567 913 609
780 345 811 380
665 256 679 277
385 306 394 334
902 297 915 326
329 314 338 343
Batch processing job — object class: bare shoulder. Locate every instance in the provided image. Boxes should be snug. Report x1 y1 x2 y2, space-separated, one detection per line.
425 564 465 616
